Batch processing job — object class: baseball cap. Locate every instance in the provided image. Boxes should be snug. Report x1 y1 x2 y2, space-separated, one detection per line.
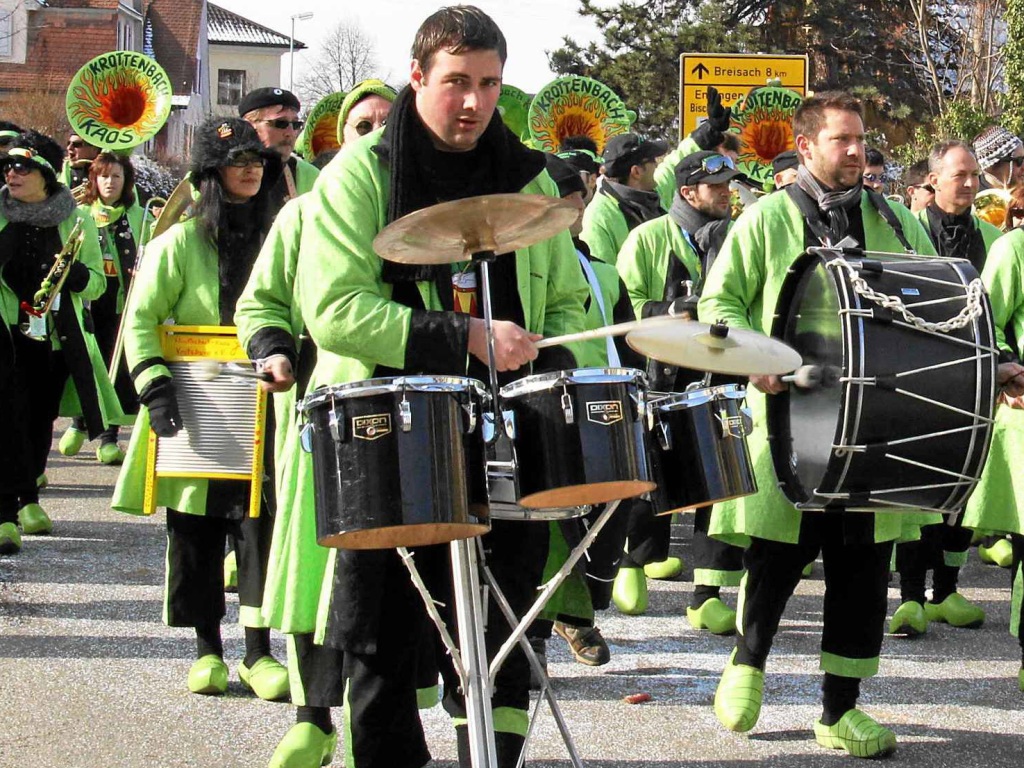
603 133 668 177
674 151 744 187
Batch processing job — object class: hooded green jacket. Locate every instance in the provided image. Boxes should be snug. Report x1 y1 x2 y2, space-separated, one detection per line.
697 189 937 545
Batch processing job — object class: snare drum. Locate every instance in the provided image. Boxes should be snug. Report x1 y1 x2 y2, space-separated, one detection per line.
498 368 654 508
648 385 757 515
768 251 997 512
299 376 490 549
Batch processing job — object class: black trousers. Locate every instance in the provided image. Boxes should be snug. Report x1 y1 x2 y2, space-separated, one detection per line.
0 331 69 522
164 499 274 628
692 505 745 587
622 497 671 565
1012 535 1024 661
895 518 973 604
736 513 892 678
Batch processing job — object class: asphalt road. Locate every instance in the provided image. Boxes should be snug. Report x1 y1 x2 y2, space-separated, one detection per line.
2 422 1023 767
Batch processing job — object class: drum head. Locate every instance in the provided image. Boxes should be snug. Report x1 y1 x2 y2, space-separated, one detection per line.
769 256 845 503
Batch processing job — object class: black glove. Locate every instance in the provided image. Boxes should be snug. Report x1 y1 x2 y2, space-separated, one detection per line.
691 86 732 150
64 261 91 293
140 377 183 438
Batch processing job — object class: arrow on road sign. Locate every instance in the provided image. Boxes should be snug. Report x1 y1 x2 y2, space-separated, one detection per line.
692 63 709 80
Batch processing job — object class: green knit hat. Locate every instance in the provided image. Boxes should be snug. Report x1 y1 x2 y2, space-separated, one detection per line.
336 79 397 145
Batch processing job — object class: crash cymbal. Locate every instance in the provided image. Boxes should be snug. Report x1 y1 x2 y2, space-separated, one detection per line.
373 193 579 264
626 320 803 376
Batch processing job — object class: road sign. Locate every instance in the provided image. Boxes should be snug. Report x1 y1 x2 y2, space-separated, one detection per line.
679 53 808 138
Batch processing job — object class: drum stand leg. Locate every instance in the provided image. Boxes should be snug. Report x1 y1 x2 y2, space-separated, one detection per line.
478 499 623 768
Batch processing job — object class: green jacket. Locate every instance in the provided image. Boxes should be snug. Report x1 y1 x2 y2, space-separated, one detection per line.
292 156 319 195
1 206 124 433
914 207 1002 258
80 201 152 313
112 218 233 516
963 227 1024 536
697 190 937 545
580 190 631 267
654 136 701 212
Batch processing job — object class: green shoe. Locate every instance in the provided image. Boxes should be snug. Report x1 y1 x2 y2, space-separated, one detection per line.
1018 667 1024 693
801 561 813 578
269 723 338 768
187 654 228 695
58 426 87 456
0 522 22 555
979 539 1013 568
644 556 683 580
36 473 48 489
224 550 238 593
888 601 928 637
924 593 985 628
96 442 125 465
714 649 764 733
17 503 52 535
814 709 897 758
612 566 648 615
238 655 290 701
687 597 737 635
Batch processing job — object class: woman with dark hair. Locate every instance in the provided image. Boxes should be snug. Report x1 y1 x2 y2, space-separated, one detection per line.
111 117 290 700
0 130 110 554
59 152 150 464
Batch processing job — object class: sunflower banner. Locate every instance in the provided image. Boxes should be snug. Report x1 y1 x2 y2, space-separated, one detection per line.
296 91 346 162
729 85 803 187
498 84 534 143
528 76 635 155
66 51 173 151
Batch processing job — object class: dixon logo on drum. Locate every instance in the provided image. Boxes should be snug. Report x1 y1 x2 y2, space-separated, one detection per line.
353 414 392 440
716 412 748 439
587 401 623 425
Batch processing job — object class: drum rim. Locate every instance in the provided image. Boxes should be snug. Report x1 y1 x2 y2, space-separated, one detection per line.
301 375 489 410
499 366 646 397
650 384 746 409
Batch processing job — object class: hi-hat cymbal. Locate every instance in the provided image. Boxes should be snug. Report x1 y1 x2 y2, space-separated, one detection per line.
373 193 579 264
627 320 803 376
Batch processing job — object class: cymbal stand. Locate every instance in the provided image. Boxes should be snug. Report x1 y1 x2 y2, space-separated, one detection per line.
473 250 503 425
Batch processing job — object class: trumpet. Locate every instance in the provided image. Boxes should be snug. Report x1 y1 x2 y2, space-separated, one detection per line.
20 220 86 342
974 188 1013 231
71 180 90 205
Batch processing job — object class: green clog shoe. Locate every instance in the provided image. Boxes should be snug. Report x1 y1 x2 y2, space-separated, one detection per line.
978 538 1013 568
1018 667 1024 693
18 503 52 535
924 592 985 629
644 556 683 580
714 650 764 733
814 709 897 758
687 597 737 635
58 426 86 456
36 473 48 489
224 550 238 593
612 566 648 615
888 600 928 637
0 522 22 555
187 654 228 695
269 723 338 768
239 655 290 701
96 442 125 465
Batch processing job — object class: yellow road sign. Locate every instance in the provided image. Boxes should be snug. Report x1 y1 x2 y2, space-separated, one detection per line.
679 53 808 137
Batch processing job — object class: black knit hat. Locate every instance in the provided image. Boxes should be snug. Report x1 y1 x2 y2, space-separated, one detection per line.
237 87 301 118
189 117 280 180
545 153 587 198
2 130 64 185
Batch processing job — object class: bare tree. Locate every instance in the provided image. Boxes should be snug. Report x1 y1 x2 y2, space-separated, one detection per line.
296 20 380 106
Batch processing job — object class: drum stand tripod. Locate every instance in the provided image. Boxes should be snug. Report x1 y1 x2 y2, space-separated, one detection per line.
397 252 621 767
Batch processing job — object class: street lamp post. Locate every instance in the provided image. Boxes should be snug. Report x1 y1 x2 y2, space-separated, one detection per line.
289 12 314 93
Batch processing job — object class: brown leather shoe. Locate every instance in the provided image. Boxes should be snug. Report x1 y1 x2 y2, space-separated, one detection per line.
554 621 611 666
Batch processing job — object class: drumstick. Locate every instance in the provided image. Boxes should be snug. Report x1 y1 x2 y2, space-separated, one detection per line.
781 365 822 388
535 315 684 349
195 359 273 382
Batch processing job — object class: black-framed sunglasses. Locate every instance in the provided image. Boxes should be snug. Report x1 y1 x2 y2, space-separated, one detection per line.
349 118 385 136
260 118 304 131
3 161 34 176
226 153 267 169
67 139 85 148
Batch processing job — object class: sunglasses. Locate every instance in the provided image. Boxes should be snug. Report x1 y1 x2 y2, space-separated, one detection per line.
863 173 885 183
684 154 735 182
67 140 85 148
226 153 267 169
3 162 35 177
260 118 304 131
348 118 385 136
1008 156 1024 167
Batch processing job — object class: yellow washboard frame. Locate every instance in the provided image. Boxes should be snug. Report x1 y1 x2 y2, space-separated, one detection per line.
143 325 267 518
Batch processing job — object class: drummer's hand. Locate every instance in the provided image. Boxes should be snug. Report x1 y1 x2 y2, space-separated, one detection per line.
997 361 1024 398
468 318 541 371
749 374 787 395
258 355 295 393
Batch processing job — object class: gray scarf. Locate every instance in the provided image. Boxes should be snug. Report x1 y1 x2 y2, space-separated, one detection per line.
0 186 76 228
794 164 862 244
668 192 731 271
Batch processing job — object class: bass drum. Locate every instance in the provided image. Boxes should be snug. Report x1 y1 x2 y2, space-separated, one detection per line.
768 251 996 513
300 376 490 549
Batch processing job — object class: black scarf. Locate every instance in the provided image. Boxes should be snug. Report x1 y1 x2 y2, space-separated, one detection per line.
600 178 664 230
925 203 987 273
216 199 263 324
668 192 730 274
373 85 546 288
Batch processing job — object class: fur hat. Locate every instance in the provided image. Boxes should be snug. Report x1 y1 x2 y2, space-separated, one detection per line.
974 125 1023 171
189 117 280 180
3 130 64 185
545 153 586 198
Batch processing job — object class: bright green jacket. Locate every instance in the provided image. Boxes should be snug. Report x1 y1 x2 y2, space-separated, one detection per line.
79 201 152 313
697 190 937 545
292 156 319 195
580 190 631 267
654 136 701 212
